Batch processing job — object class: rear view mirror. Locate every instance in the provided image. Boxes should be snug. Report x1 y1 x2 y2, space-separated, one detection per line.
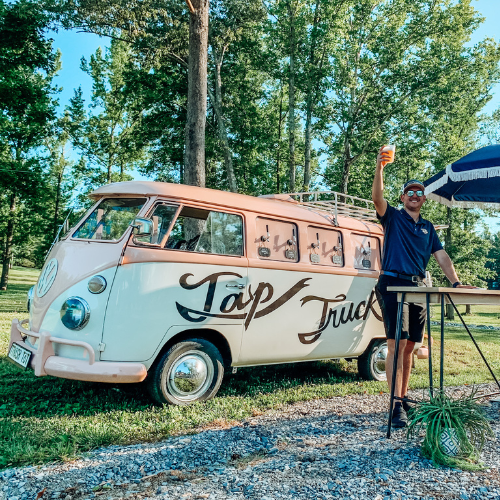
131 217 153 237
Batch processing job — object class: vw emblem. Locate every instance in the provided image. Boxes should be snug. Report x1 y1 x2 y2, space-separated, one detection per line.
36 258 58 298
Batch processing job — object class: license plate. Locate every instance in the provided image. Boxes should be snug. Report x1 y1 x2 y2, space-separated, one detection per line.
7 342 32 369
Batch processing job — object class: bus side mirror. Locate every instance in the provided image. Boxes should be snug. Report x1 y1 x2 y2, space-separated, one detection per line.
131 217 153 237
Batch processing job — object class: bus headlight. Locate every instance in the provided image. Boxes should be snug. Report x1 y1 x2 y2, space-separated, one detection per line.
60 297 90 330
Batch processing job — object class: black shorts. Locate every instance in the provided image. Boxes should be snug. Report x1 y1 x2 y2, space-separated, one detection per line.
375 274 426 343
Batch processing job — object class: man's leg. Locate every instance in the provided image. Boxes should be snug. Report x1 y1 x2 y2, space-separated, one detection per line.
401 340 416 399
386 338 408 403
375 276 410 427
400 302 426 408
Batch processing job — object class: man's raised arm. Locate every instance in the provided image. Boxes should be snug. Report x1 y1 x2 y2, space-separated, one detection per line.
372 147 391 217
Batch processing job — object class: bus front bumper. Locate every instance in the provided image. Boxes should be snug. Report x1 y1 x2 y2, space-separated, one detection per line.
9 318 147 383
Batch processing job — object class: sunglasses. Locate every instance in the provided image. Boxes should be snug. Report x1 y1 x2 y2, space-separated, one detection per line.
405 190 424 197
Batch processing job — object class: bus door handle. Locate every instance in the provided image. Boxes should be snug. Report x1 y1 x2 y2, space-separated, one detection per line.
226 282 246 290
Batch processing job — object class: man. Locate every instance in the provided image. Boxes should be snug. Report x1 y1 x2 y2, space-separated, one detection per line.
372 146 472 428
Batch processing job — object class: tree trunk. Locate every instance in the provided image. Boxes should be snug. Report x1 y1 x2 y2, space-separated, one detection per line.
341 141 352 194
465 304 471 315
303 94 312 193
303 0 321 194
445 206 454 320
287 1 296 193
276 89 284 193
212 52 237 192
0 193 16 290
107 159 112 184
184 0 209 188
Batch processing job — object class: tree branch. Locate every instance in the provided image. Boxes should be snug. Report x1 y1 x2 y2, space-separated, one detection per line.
185 0 196 15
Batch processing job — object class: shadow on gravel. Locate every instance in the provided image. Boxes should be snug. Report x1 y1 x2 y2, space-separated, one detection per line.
0 358 362 421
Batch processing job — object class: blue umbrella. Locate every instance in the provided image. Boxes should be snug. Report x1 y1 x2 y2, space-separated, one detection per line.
424 145 500 208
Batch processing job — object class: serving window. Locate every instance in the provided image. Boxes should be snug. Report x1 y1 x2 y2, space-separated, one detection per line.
307 226 343 266
351 233 381 271
255 217 298 262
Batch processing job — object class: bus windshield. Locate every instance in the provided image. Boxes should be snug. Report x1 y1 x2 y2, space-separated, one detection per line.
73 198 147 241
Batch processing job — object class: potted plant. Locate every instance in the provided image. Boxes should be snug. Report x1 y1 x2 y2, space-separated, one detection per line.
406 388 494 470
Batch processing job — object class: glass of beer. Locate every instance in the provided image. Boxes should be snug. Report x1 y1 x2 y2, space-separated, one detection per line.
381 144 396 165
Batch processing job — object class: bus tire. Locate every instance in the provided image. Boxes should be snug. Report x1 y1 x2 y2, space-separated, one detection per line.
148 338 224 405
357 339 388 381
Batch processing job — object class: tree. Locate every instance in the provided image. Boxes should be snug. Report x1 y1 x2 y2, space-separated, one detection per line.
320 0 496 195
485 232 500 288
0 0 58 289
45 111 79 239
207 0 265 192
60 0 208 187
477 107 500 146
68 39 149 188
184 0 209 187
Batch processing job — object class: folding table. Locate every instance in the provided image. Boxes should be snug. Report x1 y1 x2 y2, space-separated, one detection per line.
386 286 500 438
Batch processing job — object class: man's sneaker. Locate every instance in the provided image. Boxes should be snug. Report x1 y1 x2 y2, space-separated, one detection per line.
402 395 412 413
391 405 408 428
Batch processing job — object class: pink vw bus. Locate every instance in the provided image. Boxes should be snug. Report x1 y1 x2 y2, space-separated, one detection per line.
8 182 387 405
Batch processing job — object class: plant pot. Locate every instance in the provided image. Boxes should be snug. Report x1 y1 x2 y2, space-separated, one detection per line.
439 428 460 456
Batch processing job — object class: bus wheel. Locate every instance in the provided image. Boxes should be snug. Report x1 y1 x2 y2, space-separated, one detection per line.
357 339 387 381
148 338 224 405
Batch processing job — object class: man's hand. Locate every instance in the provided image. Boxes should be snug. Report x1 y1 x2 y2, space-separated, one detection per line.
377 147 392 169
455 284 479 289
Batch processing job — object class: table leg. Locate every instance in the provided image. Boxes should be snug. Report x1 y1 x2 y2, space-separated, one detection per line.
426 293 433 396
440 294 444 391
387 292 405 438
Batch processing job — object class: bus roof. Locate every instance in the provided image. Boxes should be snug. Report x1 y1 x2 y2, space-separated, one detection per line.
90 181 382 234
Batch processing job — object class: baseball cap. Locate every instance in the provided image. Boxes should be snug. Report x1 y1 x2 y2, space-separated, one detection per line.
401 179 425 194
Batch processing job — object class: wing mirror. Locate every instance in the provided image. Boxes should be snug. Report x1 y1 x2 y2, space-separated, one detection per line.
131 217 154 238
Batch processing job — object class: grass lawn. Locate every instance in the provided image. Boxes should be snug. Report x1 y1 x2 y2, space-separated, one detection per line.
1 267 500 469
431 304 500 327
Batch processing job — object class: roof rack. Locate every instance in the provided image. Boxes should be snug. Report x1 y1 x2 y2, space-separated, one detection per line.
263 190 378 226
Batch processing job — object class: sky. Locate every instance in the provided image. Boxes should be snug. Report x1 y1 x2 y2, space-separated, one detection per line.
49 0 500 228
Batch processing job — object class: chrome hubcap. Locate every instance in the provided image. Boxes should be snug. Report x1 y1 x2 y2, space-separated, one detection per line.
372 341 388 380
167 351 213 401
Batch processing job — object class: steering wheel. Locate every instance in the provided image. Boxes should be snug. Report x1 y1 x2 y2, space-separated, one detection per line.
173 239 187 249
186 235 201 251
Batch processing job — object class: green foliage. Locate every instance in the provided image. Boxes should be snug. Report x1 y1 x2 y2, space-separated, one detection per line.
484 232 500 288
421 203 494 287
477 107 500 147
68 38 149 190
407 389 494 471
0 0 60 282
321 0 500 197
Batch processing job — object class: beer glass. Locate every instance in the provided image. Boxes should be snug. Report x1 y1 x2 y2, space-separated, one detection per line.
381 145 396 165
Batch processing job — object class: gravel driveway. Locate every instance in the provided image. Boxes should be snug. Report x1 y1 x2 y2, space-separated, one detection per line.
1 385 499 500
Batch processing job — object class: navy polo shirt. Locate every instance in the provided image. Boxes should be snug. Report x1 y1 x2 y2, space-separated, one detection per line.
377 203 443 278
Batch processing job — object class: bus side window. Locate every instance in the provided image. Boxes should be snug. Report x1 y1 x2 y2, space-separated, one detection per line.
166 206 243 256
255 217 298 262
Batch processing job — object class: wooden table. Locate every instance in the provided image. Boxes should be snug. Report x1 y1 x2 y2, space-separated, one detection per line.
385 286 500 438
